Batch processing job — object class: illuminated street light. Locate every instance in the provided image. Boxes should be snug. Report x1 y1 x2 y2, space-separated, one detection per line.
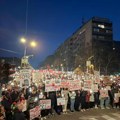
20 38 37 56
20 37 37 69
20 37 26 44
30 41 37 47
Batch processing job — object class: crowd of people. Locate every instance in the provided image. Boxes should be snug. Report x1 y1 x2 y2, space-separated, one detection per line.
0 81 120 120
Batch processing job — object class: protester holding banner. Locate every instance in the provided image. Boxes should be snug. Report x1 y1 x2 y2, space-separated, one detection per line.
56 92 62 115
113 92 120 108
110 85 119 108
99 86 110 109
40 93 49 120
61 88 69 113
69 90 76 112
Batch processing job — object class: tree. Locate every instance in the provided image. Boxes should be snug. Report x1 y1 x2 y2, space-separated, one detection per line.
0 62 16 83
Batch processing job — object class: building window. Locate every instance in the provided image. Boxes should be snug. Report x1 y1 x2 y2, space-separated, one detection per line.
106 30 112 33
93 35 97 39
98 36 105 40
93 28 99 32
98 24 105 29
93 23 97 27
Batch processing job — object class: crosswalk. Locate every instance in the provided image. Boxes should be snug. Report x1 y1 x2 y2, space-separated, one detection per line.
79 113 120 120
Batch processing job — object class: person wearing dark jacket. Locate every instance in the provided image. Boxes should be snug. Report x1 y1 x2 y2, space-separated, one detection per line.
11 88 20 103
47 92 56 115
13 102 26 120
1 91 12 120
80 89 87 112
75 90 81 111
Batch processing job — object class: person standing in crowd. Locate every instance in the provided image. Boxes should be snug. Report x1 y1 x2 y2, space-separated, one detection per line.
1 87 12 120
61 88 69 113
47 92 56 115
28 86 39 109
113 92 120 108
69 90 76 112
40 93 48 120
12 101 26 120
0 105 5 120
11 86 20 103
86 90 91 110
99 86 110 109
94 84 99 109
0 84 2 101
80 88 87 112
56 92 62 115
110 85 119 108
74 90 81 111
89 90 95 109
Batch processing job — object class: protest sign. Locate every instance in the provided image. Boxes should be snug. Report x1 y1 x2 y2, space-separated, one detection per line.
57 98 65 106
39 99 51 110
29 106 40 120
84 80 92 90
69 80 81 91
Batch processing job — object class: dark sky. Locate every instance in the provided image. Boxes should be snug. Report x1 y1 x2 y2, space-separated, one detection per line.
0 0 120 68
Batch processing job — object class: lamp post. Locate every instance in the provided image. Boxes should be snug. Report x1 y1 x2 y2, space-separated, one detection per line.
20 37 37 56
20 37 37 69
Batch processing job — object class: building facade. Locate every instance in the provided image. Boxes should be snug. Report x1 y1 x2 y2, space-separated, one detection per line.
41 17 120 75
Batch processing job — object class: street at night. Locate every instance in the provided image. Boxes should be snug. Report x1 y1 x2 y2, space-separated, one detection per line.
46 109 120 120
1 0 120 120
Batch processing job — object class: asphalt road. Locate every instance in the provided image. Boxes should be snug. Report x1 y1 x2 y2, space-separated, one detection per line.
45 108 120 120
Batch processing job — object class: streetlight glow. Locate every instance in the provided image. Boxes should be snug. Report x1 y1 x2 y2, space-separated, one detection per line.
20 37 26 44
20 37 37 57
30 41 37 47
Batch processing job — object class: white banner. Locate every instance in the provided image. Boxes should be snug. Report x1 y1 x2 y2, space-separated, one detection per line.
20 69 32 87
84 80 92 90
32 70 43 82
69 80 81 91
57 98 65 106
39 99 51 110
29 106 40 120
45 79 60 92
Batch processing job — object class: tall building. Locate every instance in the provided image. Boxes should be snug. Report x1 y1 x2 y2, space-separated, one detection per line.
41 17 120 75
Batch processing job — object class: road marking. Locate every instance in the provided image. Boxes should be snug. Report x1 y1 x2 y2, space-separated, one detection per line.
79 117 98 120
102 115 116 120
89 118 98 120
112 113 120 118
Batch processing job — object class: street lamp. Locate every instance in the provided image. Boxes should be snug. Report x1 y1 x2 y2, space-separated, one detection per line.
20 37 37 56
20 37 26 44
20 37 27 56
30 41 37 47
20 37 37 69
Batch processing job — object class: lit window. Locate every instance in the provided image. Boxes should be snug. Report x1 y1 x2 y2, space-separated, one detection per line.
98 24 105 28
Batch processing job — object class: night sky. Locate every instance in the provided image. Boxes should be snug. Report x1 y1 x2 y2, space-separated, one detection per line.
0 0 120 68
